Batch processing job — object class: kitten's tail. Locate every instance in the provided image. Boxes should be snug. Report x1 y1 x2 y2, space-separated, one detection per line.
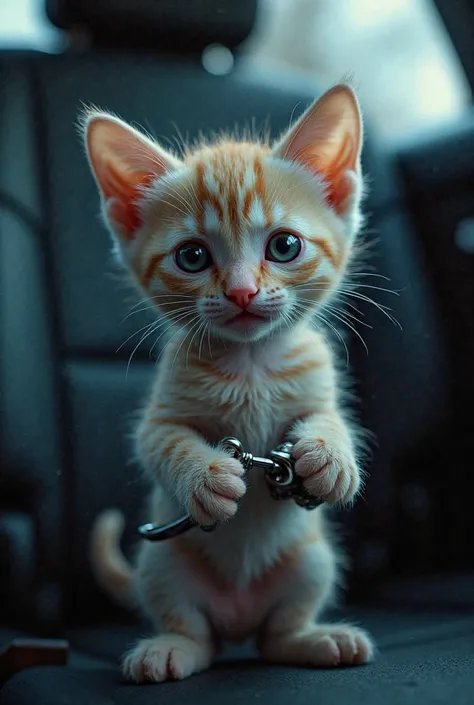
89 508 134 609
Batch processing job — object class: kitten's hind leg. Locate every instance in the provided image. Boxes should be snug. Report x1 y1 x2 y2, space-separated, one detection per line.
257 536 374 668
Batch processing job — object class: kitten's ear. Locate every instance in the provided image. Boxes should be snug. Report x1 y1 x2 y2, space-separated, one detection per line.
273 85 363 221
83 110 182 243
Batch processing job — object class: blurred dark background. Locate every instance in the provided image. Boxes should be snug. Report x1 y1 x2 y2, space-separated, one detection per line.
0 0 474 700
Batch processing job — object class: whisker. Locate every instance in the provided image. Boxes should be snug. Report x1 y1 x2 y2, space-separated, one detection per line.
324 308 369 354
332 295 365 317
171 314 203 371
340 283 401 296
291 281 402 330
122 302 195 322
147 310 195 359
295 305 336 356
302 299 372 329
290 300 345 356
125 296 154 313
291 285 330 295
326 305 371 330
340 290 402 329
123 308 195 369
315 311 349 366
345 272 392 281
148 310 197 360
148 323 170 361
198 321 209 362
117 319 159 353
118 306 195 352
339 291 393 313
124 293 193 315
146 310 200 369
125 323 162 378
186 317 206 369
146 293 194 299
207 324 213 359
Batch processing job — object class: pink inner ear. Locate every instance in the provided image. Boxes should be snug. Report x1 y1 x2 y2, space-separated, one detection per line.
107 197 141 241
99 161 154 240
322 132 357 211
274 85 362 216
86 116 180 241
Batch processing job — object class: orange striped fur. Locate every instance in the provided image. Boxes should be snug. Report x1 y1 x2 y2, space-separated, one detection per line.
84 84 374 683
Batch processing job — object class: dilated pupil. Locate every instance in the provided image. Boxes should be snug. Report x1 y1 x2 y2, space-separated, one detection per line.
276 235 296 254
183 246 203 264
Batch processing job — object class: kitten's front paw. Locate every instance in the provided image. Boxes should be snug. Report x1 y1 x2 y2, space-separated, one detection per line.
188 456 246 525
293 439 360 504
123 635 212 683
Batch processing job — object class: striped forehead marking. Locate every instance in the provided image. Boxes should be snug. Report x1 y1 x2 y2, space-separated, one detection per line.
194 153 272 236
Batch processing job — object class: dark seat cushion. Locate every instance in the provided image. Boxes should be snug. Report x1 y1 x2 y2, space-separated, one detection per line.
2 606 474 705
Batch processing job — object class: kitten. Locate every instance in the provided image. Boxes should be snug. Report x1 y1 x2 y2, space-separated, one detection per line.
84 84 375 683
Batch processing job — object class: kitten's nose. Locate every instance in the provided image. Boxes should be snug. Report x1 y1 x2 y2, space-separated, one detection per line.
225 287 259 310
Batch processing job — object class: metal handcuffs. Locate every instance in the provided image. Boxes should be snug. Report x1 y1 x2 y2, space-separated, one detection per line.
138 436 322 541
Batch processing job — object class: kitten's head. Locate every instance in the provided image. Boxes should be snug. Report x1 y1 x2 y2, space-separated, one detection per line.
83 85 363 343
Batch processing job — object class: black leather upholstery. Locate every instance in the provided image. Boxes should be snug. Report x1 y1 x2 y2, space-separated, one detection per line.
394 117 474 571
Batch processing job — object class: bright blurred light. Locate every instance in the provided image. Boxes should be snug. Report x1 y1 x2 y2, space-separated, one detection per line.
0 0 62 51
245 0 471 138
202 44 235 76
347 0 412 27
416 59 462 117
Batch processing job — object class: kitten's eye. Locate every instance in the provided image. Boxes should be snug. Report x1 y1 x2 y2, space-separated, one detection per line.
265 232 302 263
175 242 212 273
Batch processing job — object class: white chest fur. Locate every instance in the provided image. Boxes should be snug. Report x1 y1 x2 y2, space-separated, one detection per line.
164 328 332 455
147 327 332 584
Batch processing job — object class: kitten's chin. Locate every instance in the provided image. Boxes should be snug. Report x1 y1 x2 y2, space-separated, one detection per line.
210 315 283 343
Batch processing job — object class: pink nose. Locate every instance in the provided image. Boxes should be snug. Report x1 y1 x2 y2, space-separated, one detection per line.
225 287 259 310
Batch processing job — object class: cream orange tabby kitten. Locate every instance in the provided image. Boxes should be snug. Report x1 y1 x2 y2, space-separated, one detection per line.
85 84 375 683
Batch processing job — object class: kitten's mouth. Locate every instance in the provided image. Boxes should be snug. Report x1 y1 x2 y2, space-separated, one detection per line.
225 311 266 328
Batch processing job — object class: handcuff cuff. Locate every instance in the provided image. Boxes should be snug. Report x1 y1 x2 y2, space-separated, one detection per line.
138 436 322 541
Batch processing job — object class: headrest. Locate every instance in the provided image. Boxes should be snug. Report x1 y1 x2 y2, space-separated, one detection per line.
46 0 257 54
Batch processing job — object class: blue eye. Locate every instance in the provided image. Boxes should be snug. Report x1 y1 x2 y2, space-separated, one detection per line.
266 232 302 263
176 242 212 273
